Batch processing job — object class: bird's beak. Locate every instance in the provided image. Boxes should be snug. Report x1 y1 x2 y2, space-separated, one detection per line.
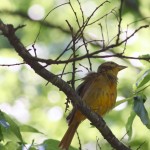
118 65 127 71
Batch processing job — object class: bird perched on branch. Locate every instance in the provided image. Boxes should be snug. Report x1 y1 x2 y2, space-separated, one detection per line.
59 61 127 150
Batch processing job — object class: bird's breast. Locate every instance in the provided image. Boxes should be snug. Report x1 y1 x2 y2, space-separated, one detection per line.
83 76 117 116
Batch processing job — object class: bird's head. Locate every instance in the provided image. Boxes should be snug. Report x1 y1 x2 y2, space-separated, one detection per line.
97 61 127 76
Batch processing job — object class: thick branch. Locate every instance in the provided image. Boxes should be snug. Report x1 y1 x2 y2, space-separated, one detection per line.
0 21 130 150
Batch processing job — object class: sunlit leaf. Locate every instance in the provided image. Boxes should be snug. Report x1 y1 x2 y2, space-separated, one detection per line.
126 111 136 140
42 139 77 150
133 94 150 129
136 69 150 88
19 125 43 134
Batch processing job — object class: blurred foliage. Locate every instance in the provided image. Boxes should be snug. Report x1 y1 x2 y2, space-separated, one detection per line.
0 0 150 150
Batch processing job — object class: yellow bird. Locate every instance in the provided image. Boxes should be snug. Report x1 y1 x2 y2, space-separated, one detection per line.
59 61 127 150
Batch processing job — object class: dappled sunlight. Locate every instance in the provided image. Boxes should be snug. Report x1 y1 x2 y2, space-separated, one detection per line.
47 106 64 121
83 142 96 150
27 43 50 59
0 98 30 123
121 28 139 45
0 58 21 71
48 90 61 103
129 52 143 67
28 4 45 20
114 96 127 111
82 1 97 17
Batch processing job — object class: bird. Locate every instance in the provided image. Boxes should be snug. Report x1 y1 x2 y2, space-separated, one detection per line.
59 61 127 150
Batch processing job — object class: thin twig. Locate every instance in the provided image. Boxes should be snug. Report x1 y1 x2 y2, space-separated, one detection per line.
75 0 92 70
0 62 25 67
76 131 82 150
119 25 149 46
14 24 26 31
82 35 92 71
57 70 82 77
116 0 124 44
122 28 128 54
66 20 76 90
120 131 129 141
85 1 110 25
32 44 37 57
76 0 85 24
64 20 77 112
111 9 119 22
79 63 90 72
76 39 104 51
87 8 116 26
31 24 150 65
96 137 102 150
136 141 146 150
105 15 109 45
64 97 70 112
135 84 150 94
55 1 110 61
99 24 105 48
34 2 69 44
128 17 150 27
69 0 81 28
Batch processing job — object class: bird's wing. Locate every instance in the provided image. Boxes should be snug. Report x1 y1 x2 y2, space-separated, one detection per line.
67 72 96 124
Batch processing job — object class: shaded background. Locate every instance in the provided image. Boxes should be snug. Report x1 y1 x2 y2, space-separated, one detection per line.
0 0 150 149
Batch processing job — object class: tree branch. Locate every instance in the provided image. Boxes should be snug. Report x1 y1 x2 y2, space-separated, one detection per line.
0 20 130 150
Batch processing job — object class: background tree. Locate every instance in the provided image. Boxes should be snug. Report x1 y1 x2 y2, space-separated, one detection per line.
0 0 150 150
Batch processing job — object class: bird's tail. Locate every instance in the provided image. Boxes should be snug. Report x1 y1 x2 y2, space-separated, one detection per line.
59 121 80 150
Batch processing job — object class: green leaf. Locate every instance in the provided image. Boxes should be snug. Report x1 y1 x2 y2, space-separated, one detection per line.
136 69 150 88
0 111 24 143
42 139 77 150
126 111 136 140
133 94 150 129
0 111 10 129
0 126 4 141
139 54 150 67
0 119 10 129
0 143 5 150
115 97 133 107
4 141 20 150
0 111 10 141
19 125 43 134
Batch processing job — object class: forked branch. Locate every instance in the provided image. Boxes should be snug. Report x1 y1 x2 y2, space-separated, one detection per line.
0 20 130 150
